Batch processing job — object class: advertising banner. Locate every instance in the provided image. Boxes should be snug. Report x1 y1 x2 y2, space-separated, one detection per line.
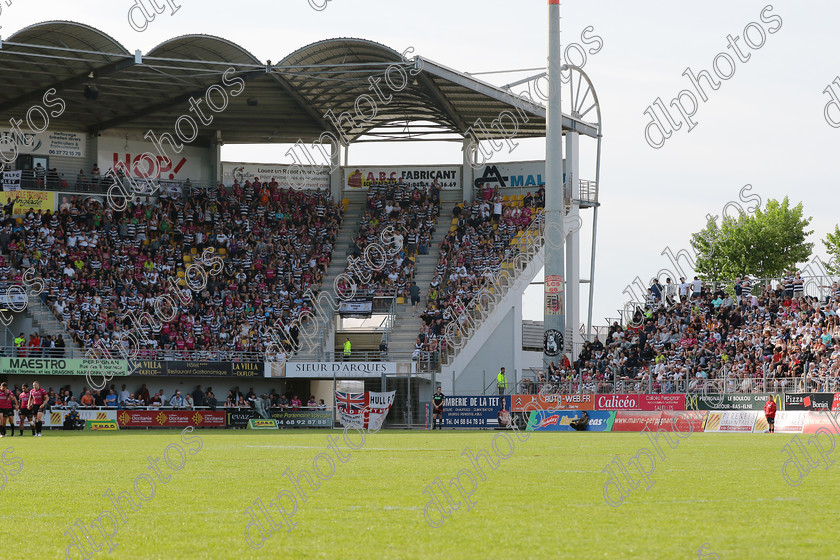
594 394 685 411
511 393 592 411
0 129 86 158
225 408 332 428
86 420 119 431
0 190 57 214
130 360 262 377
2 171 22 191
657 410 708 433
280 361 409 378
15 409 119 428
1 358 128 377
344 166 460 190
116 409 226 428
272 409 332 428
801 411 840 434
685 393 779 411
441 395 510 428
525 410 614 432
611 411 663 432
248 419 279 429
703 411 759 433
472 161 547 190
772 411 810 434
98 137 209 182
222 161 330 190
784 393 837 411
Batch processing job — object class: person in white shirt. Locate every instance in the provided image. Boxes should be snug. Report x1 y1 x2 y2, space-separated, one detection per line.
678 277 691 300
691 276 703 298
169 391 184 408
118 385 130 405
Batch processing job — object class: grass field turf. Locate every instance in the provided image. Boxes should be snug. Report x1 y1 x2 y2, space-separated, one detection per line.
0 429 836 560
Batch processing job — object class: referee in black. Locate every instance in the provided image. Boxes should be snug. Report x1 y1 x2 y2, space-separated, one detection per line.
431 386 445 429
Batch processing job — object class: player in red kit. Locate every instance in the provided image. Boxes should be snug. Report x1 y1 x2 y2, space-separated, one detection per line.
29 381 48 436
764 396 777 434
0 382 17 437
18 383 33 436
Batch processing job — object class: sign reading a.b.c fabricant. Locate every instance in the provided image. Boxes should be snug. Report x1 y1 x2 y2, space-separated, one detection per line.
543 329 563 356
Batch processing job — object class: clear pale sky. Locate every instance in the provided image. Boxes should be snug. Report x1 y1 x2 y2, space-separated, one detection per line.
4 0 838 327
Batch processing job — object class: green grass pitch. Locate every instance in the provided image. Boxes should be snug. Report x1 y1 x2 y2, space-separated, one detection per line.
0 429 835 559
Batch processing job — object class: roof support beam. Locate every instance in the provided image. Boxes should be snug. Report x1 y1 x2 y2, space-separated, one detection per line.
0 56 136 113
89 69 265 133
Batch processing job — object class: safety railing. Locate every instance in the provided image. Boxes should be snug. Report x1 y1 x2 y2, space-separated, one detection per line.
440 210 546 366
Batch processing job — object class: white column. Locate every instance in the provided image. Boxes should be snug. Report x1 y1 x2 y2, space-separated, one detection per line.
462 136 474 202
565 131 581 359
330 144 342 201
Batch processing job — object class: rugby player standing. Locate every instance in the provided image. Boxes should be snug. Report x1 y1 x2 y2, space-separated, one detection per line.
0 382 17 437
29 381 48 436
18 383 32 436
431 386 445 430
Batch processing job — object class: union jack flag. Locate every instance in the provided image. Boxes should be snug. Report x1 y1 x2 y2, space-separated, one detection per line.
335 391 367 412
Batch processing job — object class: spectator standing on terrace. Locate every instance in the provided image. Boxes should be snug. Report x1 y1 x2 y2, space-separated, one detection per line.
307 396 317 408
691 276 703 299
343 337 352 361
410 282 421 316
184 392 194 410
192 386 204 407
764 395 777 433
118 385 129 407
497 367 508 396
678 277 690 301
14 333 24 356
105 390 117 408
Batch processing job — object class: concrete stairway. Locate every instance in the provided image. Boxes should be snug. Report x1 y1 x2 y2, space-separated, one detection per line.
320 197 368 294
386 200 459 356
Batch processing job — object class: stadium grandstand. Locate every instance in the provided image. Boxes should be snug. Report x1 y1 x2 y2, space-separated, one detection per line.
0 21 603 426
1 21 835 428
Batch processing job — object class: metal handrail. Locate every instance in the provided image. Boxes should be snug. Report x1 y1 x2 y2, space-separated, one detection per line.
0 168 218 195
440 210 546 365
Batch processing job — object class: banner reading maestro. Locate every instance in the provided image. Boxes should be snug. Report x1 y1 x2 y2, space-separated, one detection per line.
1 358 128 377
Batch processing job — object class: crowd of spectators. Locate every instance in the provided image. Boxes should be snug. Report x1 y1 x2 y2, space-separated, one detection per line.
344 179 441 296
4 382 328 411
532 270 840 395
415 184 546 363
0 177 342 358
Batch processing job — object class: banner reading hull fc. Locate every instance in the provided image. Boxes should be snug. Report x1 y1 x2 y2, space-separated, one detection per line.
345 166 460 190
784 393 838 411
222 162 330 190
526 410 614 432
685 393 780 411
117 410 225 428
335 390 395 430
226 409 332 428
131 360 262 377
1 358 128 377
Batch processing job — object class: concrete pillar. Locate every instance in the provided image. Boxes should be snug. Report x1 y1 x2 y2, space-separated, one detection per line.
330 144 342 201
565 131 581 360
462 136 474 201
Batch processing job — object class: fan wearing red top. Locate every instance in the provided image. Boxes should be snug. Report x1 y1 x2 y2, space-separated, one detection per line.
28 381 48 436
764 396 777 434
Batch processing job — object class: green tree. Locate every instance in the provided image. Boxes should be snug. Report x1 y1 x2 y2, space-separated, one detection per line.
690 197 813 281
822 226 840 274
